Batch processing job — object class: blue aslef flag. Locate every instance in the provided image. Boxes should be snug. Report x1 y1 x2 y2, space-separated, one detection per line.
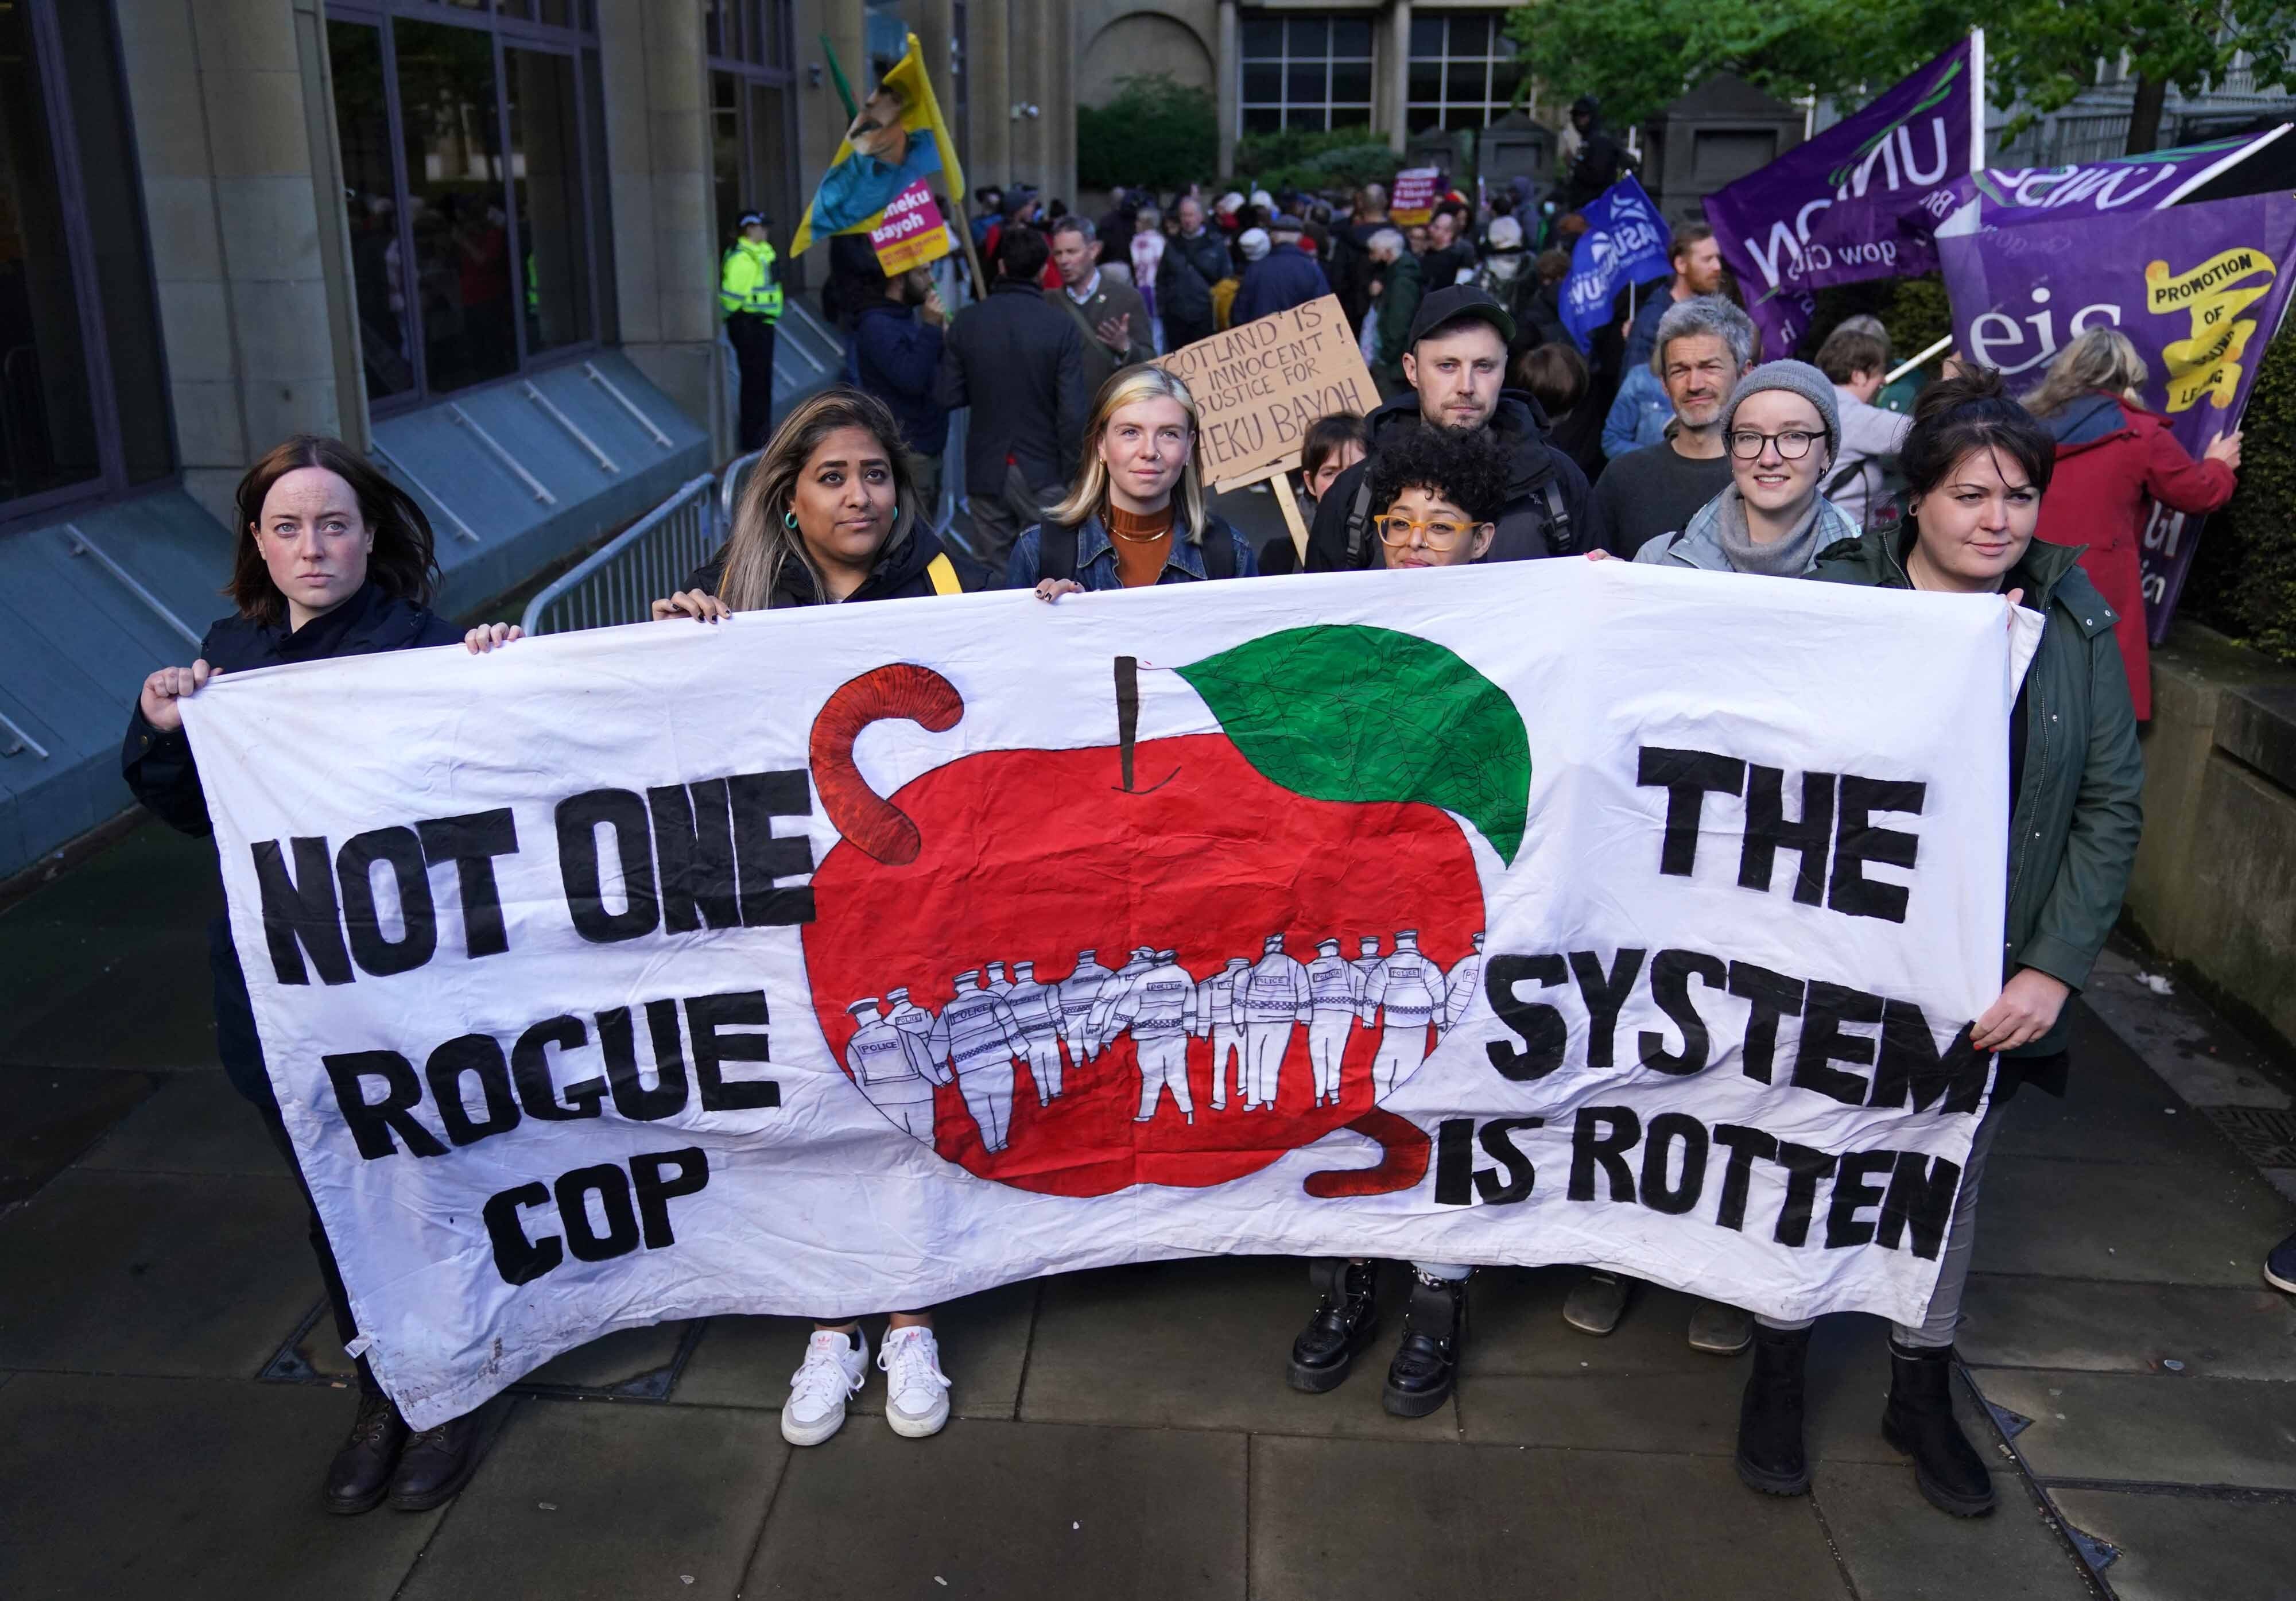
1561 175 1675 353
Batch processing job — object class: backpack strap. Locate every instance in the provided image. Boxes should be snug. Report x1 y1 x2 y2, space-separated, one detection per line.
1343 477 1376 568
1540 478 1575 556
1037 521 1078 582
925 553 961 596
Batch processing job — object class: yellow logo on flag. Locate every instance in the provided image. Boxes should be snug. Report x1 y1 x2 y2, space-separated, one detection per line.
790 32 966 261
2146 245 2276 412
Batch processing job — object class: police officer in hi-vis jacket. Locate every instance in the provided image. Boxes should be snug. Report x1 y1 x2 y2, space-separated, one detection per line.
720 210 784 450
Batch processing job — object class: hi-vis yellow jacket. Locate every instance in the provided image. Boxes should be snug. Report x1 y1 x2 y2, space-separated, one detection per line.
720 237 783 320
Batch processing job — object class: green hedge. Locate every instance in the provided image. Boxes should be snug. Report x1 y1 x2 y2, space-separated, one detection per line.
1232 127 1400 196
1077 75 1218 194
2183 328 2296 661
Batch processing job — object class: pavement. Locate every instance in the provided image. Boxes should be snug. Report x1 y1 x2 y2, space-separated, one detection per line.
2 821 2292 1601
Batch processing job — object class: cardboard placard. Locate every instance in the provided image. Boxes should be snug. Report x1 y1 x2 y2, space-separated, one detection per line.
870 181 952 276
1391 167 1441 227
1155 296 1378 488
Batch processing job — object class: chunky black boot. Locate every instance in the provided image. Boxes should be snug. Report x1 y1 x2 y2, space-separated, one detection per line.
1882 1341 1996 1516
1289 1258 1381 1393
387 1412 480 1511
1736 1323 1811 1496
324 1390 408 1515
1382 1270 1467 1417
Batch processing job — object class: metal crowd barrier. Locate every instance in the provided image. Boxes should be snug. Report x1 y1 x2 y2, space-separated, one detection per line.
520 472 721 635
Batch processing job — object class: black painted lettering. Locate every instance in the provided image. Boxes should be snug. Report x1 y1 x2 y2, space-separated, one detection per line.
649 780 742 933
1638 948 1726 1075
1878 1151 1964 1259
728 770 816 927
1434 1117 1476 1205
323 1050 447 1159
1639 1112 1709 1215
1712 1123 1778 1231
1474 1117 1543 1204
1569 948 1647 1068
1739 767 1834 904
1568 1106 1640 1202
1637 747 1747 877
251 837 353 986
336 827 437 977
1484 953 1569 1081
424 1033 521 1147
511 1015 606 1121
418 809 520 959
556 789 659 943
1825 1149 1897 1247
483 1183 561 1285
554 1163 641 1261
1828 775 1925 923
1793 981 1883 1106
1727 962 1805 1084
1869 1001 1989 1117
599 999 691 1121
631 1147 710 1248
686 991 780 1111
1772 1142 1838 1247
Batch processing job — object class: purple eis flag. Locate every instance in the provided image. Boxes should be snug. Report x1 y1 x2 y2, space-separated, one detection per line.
1705 39 1976 359
1938 191 2296 642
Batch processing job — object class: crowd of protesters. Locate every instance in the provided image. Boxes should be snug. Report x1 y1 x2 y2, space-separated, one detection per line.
123 93 2296 1531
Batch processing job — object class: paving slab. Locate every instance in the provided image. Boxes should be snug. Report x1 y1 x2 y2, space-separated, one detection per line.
76 1066 281 1177
1250 1433 1848 1600
1957 1274 2296 1381
1971 1156 2293 1286
2078 959 2291 1110
0 1371 439 1600
1811 1460 2097 1600
0 1064 160 1203
1975 1369 2296 1490
745 1417 1246 1600
0 818 223 933
1021 1257 1456 1439
0 1168 318 1378
1993 1010 2254 1168
0 927 220 1070
398 1397 786 1601
673 1278 1035 1417
2045 1487 2293 1601
1466 1265 1729 1377
521 1321 695 1394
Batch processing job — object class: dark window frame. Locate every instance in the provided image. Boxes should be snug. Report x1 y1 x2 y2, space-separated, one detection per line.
707 3 801 288
329 0 607 418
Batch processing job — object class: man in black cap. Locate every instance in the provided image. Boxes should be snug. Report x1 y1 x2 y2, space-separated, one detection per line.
1305 285 1591 569
1560 96 1626 213
720 210 784 450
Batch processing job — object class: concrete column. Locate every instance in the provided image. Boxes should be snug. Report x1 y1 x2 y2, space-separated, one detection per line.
914 0 959 172
1040 0 1076 204
596 0 726 455
1216 0 1238 180
1384 0 1413 153
971 0 1011 187
115 0 348 527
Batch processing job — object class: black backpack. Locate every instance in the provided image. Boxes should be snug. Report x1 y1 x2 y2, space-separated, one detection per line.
1038 515 1238 582
1341 472 1575 564
1826 453 1910 534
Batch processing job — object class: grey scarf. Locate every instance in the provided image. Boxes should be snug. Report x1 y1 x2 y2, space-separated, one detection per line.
1711 484 1828 576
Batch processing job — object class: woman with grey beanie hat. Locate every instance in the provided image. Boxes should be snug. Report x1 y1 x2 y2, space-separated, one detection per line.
1628 359 1860 576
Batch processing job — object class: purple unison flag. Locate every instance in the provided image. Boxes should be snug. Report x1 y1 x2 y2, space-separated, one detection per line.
1939 191 2296 641
1705 40 1976 360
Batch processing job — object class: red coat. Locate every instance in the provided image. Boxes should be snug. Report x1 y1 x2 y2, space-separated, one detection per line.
2034 395 2235 720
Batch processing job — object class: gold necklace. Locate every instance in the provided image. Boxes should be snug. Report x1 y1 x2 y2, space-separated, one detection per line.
1106 504 1172 543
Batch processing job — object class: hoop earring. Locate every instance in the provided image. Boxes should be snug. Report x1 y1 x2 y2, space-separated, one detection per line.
782 510 799 531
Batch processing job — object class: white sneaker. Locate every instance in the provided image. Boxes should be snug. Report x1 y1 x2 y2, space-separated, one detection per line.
781 1328 868 1447
878 1325 952 1439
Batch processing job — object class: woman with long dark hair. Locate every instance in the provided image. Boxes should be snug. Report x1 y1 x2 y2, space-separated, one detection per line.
650 387 964 1448
125 435 522 1515
1733 371 2144 1518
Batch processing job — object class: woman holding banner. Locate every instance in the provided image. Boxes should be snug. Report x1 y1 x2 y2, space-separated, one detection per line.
1014 366 1257 595
2025 327 2241 721
1742 371 2143 1517
123 436 525 1515
651 388 963 1448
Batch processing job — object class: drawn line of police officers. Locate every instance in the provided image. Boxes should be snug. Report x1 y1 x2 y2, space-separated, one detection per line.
839 930 1488 1148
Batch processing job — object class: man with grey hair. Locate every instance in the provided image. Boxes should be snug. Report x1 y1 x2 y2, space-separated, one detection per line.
1585 294 1756 558
1046 214 1156 396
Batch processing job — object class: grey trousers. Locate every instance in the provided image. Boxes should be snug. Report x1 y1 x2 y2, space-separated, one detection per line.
965 460 1050 577
1757 1103 2004 1348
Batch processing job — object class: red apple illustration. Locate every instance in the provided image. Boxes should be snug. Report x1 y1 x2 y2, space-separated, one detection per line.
802 625 1531 1199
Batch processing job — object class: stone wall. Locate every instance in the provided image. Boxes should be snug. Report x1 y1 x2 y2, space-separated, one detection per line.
2124 623 2296 1052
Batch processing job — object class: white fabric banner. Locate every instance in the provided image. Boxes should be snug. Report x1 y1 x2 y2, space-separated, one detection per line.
183 561 2021 1427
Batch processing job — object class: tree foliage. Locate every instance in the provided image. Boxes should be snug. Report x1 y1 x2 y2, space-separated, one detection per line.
1234 126 1402 195
1077 74 1219 193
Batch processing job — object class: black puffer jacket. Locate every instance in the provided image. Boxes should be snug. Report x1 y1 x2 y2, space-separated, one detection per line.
684 517 961 607
934 278 1088 493
1304 391 1592 570
1157 227 1234 334
121 582 464 1100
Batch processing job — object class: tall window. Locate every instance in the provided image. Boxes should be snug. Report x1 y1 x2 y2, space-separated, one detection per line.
1 0 169 521
708 3 799 282
326 3 606 409
1407 11 1524 134
1240 14 1375 134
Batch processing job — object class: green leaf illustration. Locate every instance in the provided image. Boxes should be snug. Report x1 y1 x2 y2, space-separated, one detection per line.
1175 624 1530 865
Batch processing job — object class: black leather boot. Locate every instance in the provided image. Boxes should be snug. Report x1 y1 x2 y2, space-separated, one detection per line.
1289 1258 1381 1393
387 1412 480 1511
1882 1340 1996 1516
1382 1270 1467 1417
324 1390 408 1515
1736 1323 1811 1496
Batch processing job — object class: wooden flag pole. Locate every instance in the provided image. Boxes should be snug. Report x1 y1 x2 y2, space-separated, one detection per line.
1270 469 1311 564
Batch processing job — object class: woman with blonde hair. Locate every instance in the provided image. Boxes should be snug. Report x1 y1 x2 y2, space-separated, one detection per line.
653 386 962 619
1012 364 1257 596
650 386 963 1449
2024 324 2240 719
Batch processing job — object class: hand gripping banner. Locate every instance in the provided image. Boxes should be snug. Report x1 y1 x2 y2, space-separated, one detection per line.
183 563 2021 1426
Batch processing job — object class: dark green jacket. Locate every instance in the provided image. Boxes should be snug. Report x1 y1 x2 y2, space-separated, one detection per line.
1372 251 1424 387
1808 531 2144 1060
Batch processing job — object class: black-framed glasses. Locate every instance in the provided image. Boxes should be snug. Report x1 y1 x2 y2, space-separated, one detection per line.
1727 428 1821 461
1375 514 1481 548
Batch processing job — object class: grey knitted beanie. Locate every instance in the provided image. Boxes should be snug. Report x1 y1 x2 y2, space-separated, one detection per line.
1722 360 1840 463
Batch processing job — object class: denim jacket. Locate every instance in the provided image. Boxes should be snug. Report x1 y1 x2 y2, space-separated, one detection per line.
1006 509 1259 590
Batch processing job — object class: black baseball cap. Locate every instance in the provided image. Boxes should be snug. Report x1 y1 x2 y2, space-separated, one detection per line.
1405 285 1517 350
737 210 769 228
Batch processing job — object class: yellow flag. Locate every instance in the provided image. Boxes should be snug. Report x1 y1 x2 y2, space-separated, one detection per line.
790 33 966 257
